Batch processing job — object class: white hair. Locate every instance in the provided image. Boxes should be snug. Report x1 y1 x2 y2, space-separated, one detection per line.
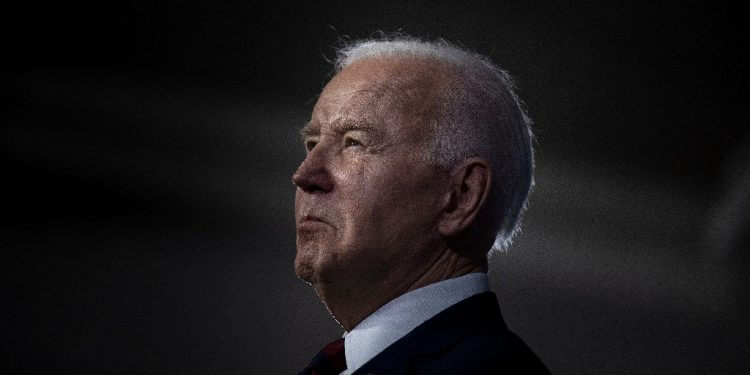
333 35 535 252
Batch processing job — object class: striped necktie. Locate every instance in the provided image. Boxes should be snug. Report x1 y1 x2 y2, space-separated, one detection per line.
298 338 347 375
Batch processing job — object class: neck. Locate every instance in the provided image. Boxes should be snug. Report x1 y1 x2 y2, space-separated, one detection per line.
315 248 487 331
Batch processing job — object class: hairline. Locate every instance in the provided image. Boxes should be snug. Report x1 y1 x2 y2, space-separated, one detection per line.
330 36 535 252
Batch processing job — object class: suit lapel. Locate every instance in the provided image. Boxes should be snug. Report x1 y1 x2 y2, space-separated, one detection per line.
351 292 505 375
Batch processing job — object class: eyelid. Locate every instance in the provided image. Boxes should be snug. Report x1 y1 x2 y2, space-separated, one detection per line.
344 134 364 148
304 137 319 151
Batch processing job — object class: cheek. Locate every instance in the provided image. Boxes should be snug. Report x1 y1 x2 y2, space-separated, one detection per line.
338 163 437 239
329 153 444 245
331 160 384 234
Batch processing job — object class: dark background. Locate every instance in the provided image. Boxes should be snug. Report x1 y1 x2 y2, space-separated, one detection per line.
4 1 749 374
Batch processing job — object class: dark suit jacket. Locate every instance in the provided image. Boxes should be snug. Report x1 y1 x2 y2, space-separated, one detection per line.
350 292 550 374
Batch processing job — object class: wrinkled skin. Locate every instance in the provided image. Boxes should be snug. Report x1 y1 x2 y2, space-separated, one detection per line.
292 57 484 329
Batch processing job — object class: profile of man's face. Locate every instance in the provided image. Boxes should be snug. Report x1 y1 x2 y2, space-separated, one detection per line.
292 57 451 291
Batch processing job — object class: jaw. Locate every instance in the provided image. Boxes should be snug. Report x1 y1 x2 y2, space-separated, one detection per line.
293 235 327 285
293 252 314 284
294 230 346 286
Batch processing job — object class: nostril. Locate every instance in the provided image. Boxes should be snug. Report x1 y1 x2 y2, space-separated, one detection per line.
300 184 326 194
293 168 333 193
293 146 333 193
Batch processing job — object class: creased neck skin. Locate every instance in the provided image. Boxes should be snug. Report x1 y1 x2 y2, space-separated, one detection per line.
316 246 487 331
293 56 490 332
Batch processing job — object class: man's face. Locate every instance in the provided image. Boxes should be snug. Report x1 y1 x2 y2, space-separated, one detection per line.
293 57 449 291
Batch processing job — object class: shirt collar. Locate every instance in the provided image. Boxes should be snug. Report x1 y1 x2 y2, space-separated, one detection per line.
340 272 489 374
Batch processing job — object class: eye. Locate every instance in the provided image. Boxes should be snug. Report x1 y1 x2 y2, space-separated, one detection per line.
305 140 317 152
344 136 363 148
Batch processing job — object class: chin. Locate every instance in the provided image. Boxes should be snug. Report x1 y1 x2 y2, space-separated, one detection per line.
294 250 315 283
296 247 345 288
294 242 331 285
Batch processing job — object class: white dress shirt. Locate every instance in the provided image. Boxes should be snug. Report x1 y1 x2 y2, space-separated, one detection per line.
339 272 490 375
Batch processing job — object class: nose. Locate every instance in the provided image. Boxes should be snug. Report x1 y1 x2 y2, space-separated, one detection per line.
292 146 333 193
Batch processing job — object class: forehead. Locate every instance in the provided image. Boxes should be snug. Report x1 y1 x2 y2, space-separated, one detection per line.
307 57 452 136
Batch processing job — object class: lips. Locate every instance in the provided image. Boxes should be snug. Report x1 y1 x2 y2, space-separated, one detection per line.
301 214 327 223
298 214 333 229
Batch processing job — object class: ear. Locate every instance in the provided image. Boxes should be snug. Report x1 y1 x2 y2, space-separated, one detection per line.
438 157 492 237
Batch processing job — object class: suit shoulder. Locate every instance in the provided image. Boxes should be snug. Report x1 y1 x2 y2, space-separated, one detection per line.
410 326 550 374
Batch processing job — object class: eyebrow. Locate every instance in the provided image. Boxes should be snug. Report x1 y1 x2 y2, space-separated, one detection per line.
300 122 316 140
299 120 378 140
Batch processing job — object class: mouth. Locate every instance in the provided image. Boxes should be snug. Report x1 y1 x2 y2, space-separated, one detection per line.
303 214 325 222
299 214 331 226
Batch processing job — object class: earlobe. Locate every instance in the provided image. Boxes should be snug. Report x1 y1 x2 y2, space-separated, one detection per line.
438 158 492 237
